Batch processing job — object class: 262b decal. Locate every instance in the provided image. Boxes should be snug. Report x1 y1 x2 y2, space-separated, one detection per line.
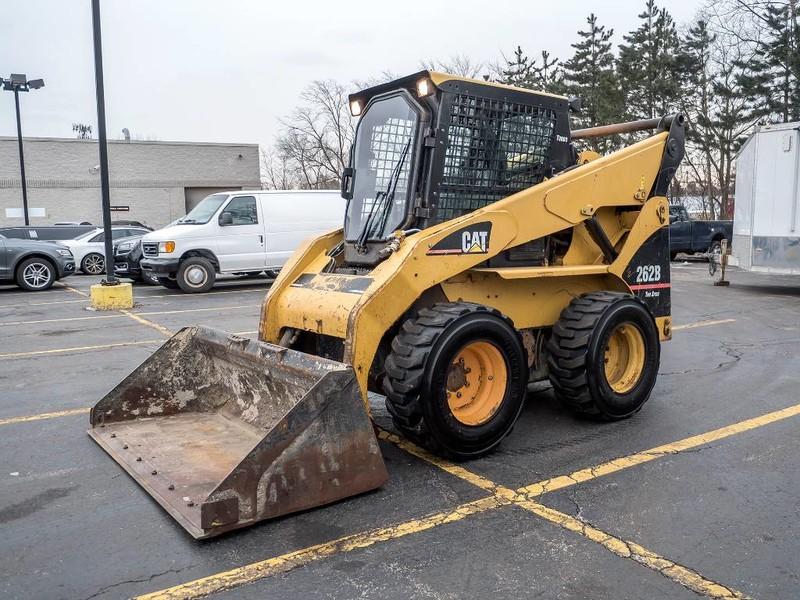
635 264 661 283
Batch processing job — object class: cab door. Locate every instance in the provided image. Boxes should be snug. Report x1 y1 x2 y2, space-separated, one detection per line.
215 195 266 271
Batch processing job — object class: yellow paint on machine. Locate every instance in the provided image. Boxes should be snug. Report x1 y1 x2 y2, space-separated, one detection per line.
134 496 506 600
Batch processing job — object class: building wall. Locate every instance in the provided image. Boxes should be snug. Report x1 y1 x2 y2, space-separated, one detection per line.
0 137 261 228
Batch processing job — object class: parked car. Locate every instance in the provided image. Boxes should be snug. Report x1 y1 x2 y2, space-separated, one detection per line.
0 233 76 291
61 226 152 274
111 220 151 229
140 190 345 292
113 236 158 284
0 224 97 241
668 205 733 260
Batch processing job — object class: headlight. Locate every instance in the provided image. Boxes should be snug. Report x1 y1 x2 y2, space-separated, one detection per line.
57 248 73 257
349 99 362 116
158 241 176 253
117 241 134 252
416 77 433 97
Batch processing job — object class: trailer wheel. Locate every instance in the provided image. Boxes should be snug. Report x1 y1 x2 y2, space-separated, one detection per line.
176 257 216 293
384 302 527 460
547 292 660 420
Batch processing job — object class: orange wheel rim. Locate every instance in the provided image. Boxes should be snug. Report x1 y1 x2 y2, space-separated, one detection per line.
446 341 507 426
604 323 646 393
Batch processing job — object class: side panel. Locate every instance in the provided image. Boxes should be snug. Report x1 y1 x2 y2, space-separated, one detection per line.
264 194 345 268
620 227 671 318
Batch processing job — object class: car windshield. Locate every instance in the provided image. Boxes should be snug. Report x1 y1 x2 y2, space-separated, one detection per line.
178 194 229 224
344 95 418 242
75 229 101 241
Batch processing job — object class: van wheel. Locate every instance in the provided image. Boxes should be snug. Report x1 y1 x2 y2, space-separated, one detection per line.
177 257 216 293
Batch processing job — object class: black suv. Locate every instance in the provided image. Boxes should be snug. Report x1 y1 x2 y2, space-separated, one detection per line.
0 233 76 291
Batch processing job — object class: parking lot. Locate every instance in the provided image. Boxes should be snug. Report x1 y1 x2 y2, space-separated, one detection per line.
1 263 798 600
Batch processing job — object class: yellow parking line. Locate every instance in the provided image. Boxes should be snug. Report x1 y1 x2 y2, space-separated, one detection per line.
0 298 88 309
0 407 89 426
517 499 746 599
518 402 800 497
0 339 163 359
0 331 259 360
673 318 736 331
59 284 90 297
0 304 260 327
134 496 506 600
121 310 173 337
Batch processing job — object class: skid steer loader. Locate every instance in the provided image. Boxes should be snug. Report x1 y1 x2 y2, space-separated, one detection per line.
89 71 685 538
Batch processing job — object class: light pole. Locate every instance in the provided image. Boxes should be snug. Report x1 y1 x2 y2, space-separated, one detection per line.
2 74 45 226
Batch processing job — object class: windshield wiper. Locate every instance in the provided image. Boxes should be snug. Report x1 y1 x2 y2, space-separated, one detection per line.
355 139 411 253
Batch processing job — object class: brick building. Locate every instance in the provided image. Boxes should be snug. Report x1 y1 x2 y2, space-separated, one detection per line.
0 137 261 228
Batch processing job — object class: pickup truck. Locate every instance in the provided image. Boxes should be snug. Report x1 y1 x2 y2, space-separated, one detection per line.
668 205 733 260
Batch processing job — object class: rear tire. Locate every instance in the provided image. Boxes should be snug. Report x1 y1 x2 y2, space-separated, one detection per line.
547 292 660 420
176 257 216 293
384 302 527 460
16 257 55 291
157 276 180 289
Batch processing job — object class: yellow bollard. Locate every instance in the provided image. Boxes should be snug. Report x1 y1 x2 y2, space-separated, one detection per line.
90 282 134 310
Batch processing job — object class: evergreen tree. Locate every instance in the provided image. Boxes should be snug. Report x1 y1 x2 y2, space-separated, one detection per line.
562 13 624 151
499 46 535 88
531 50 563 94
736 1 800 122
617 0 682 120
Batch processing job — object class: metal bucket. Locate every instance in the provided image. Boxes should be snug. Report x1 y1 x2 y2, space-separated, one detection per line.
88 326 388 539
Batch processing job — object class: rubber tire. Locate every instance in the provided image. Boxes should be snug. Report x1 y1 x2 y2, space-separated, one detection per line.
81 253 105 275
15 257 56 291
384 302 527 460
176 257 216 293
157 276 180 289
547 292 660 420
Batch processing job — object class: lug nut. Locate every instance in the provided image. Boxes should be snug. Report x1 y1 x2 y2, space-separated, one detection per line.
168 484 175 490
122 444 128 449
151 469 158 475
110 433 116 438
136 456 142 462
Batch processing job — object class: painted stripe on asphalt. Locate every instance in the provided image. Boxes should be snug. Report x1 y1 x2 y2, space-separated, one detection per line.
673 318 736 331
0 304 260 327
0 331 259 360
133 496 506 600
0 408 89 426
136 403 792 600
518 401 800 498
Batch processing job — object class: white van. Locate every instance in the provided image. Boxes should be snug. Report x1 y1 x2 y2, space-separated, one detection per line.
140 190 344 292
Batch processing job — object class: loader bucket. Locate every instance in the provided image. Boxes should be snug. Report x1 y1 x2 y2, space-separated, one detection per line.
88 326 388 539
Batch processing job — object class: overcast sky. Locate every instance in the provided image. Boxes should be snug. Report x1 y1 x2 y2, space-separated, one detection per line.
2 0 703 150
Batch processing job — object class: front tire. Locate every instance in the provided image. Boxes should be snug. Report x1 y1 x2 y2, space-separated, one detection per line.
81 253 105 275
176 257 216 293
384 302 527 460
16 257 55 291
547 292 660 420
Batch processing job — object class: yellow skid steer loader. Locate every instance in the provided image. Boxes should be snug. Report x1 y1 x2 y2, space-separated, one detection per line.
89 71 685 538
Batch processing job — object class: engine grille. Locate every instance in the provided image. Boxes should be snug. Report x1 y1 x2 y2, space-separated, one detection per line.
142 242 158 257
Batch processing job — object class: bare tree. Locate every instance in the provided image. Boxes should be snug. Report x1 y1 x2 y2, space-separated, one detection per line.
72 123 92 139
268 79 356 190
421 55 488 79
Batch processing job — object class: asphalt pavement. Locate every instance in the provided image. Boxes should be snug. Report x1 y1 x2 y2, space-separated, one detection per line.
0 263 798 600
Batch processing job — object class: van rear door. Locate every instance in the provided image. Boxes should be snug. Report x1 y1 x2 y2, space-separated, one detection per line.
215 195 266 272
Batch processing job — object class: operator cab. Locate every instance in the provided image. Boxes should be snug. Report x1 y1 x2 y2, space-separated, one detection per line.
341 71 574 266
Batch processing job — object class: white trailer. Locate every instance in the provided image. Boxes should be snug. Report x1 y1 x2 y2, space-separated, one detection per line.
732 121 800 275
